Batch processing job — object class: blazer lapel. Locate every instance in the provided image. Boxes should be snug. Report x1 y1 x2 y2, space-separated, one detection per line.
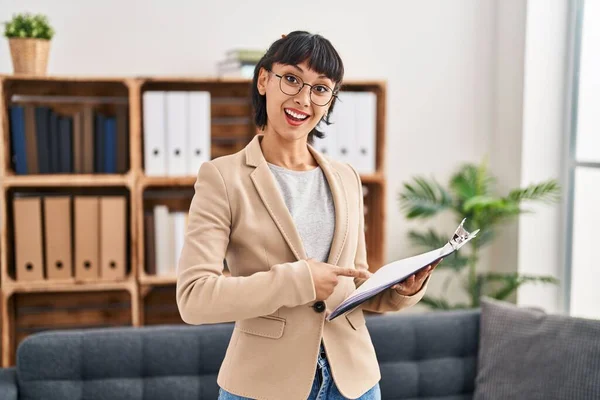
307 144 349 266
247 135 307 261
245 134 349 265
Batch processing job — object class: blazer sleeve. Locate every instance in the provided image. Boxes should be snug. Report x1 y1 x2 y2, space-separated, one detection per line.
176 161 316 325
348 164 429 313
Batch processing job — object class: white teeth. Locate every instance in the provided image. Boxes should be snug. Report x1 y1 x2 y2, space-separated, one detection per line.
285 109 308 120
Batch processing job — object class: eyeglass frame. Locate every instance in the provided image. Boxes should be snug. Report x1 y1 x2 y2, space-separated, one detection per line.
268 70 339 106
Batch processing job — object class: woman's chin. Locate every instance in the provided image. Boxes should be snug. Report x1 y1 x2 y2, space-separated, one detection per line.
273 127 310 142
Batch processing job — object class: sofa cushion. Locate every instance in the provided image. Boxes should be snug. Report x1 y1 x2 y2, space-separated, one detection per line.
474 297 600 400
369 309 479 400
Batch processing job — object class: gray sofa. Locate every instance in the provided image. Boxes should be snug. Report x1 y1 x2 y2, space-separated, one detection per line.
0 309 479 400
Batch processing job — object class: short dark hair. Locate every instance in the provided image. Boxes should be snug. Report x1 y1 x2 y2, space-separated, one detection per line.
251 31 345 145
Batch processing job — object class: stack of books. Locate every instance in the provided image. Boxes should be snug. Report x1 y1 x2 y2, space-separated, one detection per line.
216 49 265 78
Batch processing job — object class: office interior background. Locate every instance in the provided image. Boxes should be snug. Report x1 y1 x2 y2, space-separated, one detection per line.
0 0 597 367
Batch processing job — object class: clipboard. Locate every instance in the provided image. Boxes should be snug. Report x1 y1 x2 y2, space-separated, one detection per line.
326 218 479 321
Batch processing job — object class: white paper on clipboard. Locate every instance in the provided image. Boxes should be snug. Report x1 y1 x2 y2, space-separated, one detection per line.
326 218 479 321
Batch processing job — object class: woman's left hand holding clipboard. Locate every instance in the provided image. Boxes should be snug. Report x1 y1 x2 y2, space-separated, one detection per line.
391 259 443 296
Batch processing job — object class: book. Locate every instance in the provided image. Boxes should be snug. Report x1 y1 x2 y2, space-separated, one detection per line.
327 218 479 321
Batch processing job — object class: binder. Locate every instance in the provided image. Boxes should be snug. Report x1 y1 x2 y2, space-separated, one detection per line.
153 205 174 276
43 196 73 279
144 211 157 275
72 111 83 173
99 196 126 280
58 116 73 173
49 111 60 173
172 212 186 274
35 106 51 174
353 92 377 174
74 196 99 279
94 113 105 173
9 105 27 175
116 104 129 173
333 91 355 165
317 115 337 159
143 91 167 176
188 91 211 174
166 91 188 176
103 117 117 173
13 196 44 280
82 106 95 174
24 105 39 174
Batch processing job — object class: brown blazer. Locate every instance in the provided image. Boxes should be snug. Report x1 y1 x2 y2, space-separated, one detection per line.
176 134 429 400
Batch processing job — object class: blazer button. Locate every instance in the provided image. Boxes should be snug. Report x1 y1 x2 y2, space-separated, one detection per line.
313 301 326 313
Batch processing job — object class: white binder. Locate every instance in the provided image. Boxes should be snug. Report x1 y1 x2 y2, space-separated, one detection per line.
333 91 356 166
317 114 337 159
172 211 186 274
188 91 211 175
354 92 377 174
153 205 174 276
143 91 167 176
166 91 188 176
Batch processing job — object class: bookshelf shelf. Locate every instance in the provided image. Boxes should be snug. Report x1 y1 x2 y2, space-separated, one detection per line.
2 173 132 188
2 278 135 296
0 74 387 367
139 274 177 286
139 175 196 189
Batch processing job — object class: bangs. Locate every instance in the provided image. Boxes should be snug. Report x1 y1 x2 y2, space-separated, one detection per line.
270 33 344 88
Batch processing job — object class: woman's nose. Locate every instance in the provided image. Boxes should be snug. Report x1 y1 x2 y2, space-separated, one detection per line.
294 85 312 107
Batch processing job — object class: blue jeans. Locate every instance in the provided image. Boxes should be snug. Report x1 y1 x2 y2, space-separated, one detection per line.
218 344 381 400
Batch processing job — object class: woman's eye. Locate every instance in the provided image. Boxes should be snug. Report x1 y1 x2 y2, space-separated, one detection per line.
284 75 299 84
314 85 330 94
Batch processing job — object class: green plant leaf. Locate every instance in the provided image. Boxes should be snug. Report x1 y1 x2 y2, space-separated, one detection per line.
408 229 447 249
463 196 504 212
4 13 54 39
449 162 495 202
419 296 452 309
507 180 561 204
441 253 470 272
480 272 559 300
419 296 471 310
399 177 452 219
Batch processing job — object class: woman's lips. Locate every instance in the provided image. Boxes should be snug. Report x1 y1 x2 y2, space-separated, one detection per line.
284 108 310 126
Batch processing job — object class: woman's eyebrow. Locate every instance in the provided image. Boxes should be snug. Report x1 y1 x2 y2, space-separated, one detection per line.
290 64 329 80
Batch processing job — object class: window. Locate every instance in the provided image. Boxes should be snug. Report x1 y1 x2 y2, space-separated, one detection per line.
566 0 600 319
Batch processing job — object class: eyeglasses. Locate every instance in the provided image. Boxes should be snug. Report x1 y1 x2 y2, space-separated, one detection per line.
270 71 337 106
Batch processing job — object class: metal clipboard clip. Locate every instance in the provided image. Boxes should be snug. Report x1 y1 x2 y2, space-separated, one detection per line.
449 218 480 251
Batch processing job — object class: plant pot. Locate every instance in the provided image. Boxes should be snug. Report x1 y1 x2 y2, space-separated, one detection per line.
8 38 51 75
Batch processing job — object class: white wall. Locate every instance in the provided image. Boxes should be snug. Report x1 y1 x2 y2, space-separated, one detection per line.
488 0 527 304
1 0 566 310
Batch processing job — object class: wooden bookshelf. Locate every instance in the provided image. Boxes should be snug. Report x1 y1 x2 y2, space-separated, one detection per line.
0 74 387 367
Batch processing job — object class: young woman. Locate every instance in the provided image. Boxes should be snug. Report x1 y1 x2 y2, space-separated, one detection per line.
176 31 439 400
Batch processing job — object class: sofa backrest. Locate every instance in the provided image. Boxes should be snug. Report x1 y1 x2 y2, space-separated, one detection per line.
370 309 479 400
16 323 233 400
15 309 480 400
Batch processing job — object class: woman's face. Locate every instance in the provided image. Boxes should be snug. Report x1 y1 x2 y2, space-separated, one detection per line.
257 61 335 142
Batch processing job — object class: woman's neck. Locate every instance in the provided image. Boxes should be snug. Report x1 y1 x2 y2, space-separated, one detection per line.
259 131 318 171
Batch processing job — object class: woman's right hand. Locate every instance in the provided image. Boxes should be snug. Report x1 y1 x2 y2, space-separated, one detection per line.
306 258 372 301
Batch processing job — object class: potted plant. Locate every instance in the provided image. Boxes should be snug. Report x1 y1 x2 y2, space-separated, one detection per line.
398 159 561 309
3 13 55 75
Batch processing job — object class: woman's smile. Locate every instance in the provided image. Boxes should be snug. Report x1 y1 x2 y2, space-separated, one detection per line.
284 107 311 126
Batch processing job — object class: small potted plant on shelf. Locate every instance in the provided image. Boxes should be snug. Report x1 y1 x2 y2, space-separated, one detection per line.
3 12 55 75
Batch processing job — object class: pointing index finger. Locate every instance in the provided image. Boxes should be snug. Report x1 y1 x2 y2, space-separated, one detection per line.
335 268 370 279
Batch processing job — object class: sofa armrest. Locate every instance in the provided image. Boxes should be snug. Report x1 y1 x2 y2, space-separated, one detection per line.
0 367 17 400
